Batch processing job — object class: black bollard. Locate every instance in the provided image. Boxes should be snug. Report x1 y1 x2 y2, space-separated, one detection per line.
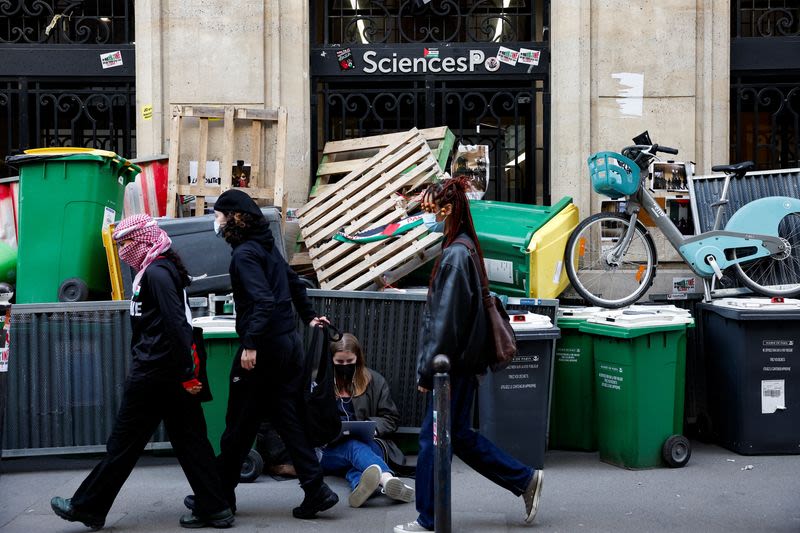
432 354 451 533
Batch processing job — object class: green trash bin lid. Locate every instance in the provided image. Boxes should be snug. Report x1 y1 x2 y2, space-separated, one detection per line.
578 313 693 338
192 316 239 339
6 148 142 179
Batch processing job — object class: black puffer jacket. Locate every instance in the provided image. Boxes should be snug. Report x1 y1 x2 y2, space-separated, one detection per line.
229 222 316 349
416 233 488 389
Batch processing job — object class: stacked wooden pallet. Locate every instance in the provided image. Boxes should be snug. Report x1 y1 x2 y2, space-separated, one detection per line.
310 126 454 199
298 128 446 290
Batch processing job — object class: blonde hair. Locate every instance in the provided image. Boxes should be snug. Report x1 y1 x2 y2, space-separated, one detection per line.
330 332 372 397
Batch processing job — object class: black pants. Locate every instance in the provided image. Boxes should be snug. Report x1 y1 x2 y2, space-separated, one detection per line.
70 376 229 517
217 331 323 502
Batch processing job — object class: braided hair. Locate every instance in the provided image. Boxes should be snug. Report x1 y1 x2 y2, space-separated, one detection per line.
423 176 488 283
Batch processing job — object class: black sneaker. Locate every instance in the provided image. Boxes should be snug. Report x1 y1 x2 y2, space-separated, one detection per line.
179 508 235 529
50 496 105 530
184 495 237 515
292 483 339 519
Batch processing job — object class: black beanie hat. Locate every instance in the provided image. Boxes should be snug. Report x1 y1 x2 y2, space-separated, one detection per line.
214 189 263 218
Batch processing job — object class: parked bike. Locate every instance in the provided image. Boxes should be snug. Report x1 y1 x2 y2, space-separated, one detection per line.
565 131 800 308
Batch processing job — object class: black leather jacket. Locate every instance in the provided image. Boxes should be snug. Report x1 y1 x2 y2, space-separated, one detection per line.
416 234 488 389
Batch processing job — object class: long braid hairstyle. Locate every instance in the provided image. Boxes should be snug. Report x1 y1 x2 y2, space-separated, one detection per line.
425 176 488 284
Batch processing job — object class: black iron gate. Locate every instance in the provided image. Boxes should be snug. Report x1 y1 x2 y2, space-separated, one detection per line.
0 0 136 178
730 2 800 170
310 0 550 204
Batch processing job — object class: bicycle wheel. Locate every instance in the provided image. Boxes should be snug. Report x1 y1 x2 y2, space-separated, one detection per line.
734 212 800 297
565 213 657 308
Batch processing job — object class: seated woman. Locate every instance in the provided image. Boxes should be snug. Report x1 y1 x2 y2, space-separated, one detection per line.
320 332 415 508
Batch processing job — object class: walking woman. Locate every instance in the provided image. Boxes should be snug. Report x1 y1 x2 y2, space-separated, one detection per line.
321 332 414 508
198 189 338 519
394 177 544 532
51 214 234 530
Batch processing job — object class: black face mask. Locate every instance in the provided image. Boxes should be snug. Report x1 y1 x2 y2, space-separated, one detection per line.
334 363 357 383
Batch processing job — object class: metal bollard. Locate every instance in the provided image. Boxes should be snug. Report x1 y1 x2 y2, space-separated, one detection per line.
432 354 451 533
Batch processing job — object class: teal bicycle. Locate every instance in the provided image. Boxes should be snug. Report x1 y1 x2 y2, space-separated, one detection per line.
565 131 800 308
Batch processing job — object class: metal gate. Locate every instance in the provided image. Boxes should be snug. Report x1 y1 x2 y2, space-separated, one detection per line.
0 0 136 178
731 2 800 170
310 0 551 204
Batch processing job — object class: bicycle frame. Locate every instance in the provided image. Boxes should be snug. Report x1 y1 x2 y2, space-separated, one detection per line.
619 184 791 280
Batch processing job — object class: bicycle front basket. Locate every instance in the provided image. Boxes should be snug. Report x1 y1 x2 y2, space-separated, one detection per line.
587 151 641 199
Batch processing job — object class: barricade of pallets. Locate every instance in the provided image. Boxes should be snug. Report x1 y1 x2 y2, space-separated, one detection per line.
298 128 446 290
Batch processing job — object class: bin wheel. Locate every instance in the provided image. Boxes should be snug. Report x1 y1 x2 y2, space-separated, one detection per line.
662 435 691 468
239 449 264 483
58 278 89 302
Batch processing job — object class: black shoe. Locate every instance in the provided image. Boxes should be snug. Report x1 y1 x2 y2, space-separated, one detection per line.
50 497 105 530
184 495 236 515
179 508 235 529
292 483 339 519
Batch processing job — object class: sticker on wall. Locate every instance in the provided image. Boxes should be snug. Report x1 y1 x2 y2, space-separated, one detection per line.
612 72 644 117
484 56 500 72
141 104 153 121
100 50 123 69
518 48 541 66
496 46 519 66
672 277 696 294
336 48 356 71
423 48 439 58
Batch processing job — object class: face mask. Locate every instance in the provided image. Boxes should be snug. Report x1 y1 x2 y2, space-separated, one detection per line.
422 212 446 233
213 220 224 238
334 363 357 383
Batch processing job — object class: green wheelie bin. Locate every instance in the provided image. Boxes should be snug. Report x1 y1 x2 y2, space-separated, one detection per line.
549 307 603 451
192 316 264 482
579 308 694 469
7 148 140 303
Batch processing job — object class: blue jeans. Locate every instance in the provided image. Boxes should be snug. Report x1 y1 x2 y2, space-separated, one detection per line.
415 373 535 530
320 438 391 491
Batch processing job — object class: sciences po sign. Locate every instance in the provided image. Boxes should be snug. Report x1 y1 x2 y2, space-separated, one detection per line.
311 43 548 77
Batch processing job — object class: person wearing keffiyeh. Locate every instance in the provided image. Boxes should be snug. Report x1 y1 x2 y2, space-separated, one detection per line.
50 214 235 530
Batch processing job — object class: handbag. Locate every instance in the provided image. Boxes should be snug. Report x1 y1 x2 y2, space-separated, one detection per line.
454 236 518 372
303 323 343 447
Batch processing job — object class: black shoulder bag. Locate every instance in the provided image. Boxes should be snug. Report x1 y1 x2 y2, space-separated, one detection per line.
303 323 343 447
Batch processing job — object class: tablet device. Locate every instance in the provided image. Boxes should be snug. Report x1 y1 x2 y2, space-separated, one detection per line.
339 420 377 443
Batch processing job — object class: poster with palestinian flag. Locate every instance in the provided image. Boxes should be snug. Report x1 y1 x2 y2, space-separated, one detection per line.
334 215 425 244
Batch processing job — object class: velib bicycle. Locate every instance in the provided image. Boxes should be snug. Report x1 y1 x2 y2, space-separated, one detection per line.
565 131 800 308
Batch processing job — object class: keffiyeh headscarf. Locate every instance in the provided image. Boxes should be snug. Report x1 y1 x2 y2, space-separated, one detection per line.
112 214 172 293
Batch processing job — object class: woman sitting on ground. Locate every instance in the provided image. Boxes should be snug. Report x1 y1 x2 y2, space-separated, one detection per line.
320 333 415 508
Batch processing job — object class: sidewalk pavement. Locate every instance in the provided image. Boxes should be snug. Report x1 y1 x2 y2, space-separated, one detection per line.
1 442 799 532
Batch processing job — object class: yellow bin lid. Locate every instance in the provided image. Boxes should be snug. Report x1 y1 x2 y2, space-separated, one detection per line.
24 147 119 158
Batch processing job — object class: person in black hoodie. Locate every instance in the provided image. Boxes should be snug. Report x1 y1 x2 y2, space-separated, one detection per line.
192 189 338 520
394 177 543 533
50 214 234 530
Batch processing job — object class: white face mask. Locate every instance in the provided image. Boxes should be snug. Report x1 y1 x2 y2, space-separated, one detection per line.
213 220 224 237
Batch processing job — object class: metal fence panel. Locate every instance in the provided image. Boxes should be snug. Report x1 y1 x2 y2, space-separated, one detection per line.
3 301 168 457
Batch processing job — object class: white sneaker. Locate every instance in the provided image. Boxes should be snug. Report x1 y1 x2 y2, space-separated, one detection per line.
394 520 432 532
523 469 543 524
383 476 415 503
349 464 381 508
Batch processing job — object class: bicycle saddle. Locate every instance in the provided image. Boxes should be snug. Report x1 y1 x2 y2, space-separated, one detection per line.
711 161 755 174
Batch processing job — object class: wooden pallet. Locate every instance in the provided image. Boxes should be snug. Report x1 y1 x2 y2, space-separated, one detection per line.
298 128 445 290
166 105 287 218
310 126 455 199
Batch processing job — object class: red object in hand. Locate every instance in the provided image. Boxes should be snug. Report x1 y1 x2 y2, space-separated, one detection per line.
182 378 202 391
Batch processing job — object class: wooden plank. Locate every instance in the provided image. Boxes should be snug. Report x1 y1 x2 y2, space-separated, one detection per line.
195 195 206 217
299 136 428 227
166 108 182 217
338 232 443 290
197 118 209 186
298 129 420 216
302 155 434 244
363 243 442 290
321 225 429 287
219 106 235 191
316 158 368 179
179 105 226 119
274 107 288 227
176 185 275 198
322 126 448 155
236 107 280 121
249 120 262 187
